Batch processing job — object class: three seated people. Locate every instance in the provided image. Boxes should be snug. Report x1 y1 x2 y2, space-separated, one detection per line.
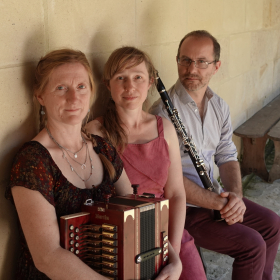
6 30 280 280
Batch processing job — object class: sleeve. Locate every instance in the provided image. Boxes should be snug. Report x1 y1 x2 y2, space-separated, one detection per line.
93 135 124 183
214 102 238 167
6 143 55 206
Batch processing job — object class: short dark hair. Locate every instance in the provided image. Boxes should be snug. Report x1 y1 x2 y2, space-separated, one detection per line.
177 30 221 62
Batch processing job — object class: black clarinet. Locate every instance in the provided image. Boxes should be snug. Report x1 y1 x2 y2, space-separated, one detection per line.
155 73 223 221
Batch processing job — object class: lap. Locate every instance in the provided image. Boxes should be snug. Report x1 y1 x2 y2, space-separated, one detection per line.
184 198 277 256
242 198 280 232
179 229 207 280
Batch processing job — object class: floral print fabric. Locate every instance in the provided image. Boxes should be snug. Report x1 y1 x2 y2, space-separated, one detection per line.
5 134 123 279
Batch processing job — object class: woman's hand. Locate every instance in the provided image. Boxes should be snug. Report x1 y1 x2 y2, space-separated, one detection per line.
12 186 107 280
155 242 182 280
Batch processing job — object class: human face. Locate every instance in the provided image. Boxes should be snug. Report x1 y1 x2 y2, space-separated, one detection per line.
37 62 91 127
177 36 221 94
108 61 152 111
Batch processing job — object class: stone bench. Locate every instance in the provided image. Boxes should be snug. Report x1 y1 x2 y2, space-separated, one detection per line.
233 95 280 182
267 120 280 182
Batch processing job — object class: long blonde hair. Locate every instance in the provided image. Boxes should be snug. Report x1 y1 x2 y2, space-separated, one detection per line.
34 49 116 180
102 46 157 152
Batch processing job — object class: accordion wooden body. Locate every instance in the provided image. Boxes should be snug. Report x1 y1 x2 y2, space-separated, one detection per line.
60 194 169 280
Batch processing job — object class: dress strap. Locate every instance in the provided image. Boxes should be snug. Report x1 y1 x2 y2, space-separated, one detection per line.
155 115 164 138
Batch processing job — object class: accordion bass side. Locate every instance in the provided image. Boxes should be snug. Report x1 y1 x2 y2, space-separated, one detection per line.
60 194 169 280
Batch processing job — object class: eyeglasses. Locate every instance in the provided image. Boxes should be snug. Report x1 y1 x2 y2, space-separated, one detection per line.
177 58 216 69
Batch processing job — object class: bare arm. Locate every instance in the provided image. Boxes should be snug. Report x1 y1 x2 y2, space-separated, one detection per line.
183 176 227 210
114 168 133 196
219 161 246 225
183 163 245 225
155 241 182 280
162 118 186 255
219 161 242 196
212 103 244 224
12 187 107 280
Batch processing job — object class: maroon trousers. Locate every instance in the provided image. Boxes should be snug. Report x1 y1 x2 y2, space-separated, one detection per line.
185 198 280 280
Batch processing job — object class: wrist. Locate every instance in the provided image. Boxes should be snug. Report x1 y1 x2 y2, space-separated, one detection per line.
225 190 243 199
214 197 228 211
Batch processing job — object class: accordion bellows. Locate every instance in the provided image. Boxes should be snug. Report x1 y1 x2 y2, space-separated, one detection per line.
60 194 169 280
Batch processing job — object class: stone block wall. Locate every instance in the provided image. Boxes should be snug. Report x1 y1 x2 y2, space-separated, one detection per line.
1 0 280 278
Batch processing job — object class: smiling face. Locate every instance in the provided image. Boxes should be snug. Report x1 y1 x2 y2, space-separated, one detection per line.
37 62 91 127
108 61 152 111
177 36 221 94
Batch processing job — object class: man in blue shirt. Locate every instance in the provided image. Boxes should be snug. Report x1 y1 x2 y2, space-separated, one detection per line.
151 30 280 280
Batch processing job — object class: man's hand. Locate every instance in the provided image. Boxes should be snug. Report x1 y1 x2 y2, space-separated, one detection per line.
219 192 246 225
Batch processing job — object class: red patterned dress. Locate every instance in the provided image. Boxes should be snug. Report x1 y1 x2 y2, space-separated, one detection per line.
5 135 123 280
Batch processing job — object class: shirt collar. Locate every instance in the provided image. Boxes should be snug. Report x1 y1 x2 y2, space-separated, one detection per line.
174 79 214 104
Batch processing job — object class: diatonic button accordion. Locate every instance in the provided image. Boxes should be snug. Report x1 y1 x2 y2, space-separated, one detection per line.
60 194 169 280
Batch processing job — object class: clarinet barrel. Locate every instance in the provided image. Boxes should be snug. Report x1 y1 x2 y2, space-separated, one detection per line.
155 73 223 221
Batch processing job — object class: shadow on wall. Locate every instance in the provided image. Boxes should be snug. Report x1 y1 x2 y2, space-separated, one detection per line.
89 52 111 121
87 3 165 120
0 37 38 279
88 33 113 121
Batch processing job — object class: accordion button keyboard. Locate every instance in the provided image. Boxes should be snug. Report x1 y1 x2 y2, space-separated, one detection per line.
102 268 118 276
92 262 102 269
102 239 118 246
91 241 102 247
102 246 118 254
102 231 118 239
102 261 118 269
102 253 117 261
91 233 102 240
102 224 117 232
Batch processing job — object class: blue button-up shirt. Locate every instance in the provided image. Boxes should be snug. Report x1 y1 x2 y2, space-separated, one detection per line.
150 79 238 203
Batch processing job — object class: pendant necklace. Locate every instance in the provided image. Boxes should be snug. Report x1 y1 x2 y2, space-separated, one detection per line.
46 127 94 182
46 127 86 159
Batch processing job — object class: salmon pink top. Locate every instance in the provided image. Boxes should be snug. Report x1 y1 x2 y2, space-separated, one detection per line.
120 115 171 197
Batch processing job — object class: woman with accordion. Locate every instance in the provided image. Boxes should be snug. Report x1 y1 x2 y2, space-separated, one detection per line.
86 46 206 280
5 49 132 280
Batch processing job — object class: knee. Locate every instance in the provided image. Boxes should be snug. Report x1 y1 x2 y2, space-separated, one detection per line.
264 211 280 240
241 231 266 259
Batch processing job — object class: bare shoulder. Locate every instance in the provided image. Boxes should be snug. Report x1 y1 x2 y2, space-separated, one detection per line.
85 119 104 138
160 116 178 145
32 129 51 147
161 116 176 135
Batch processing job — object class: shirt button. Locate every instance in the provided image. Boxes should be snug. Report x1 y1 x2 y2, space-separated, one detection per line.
195 109 198 112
